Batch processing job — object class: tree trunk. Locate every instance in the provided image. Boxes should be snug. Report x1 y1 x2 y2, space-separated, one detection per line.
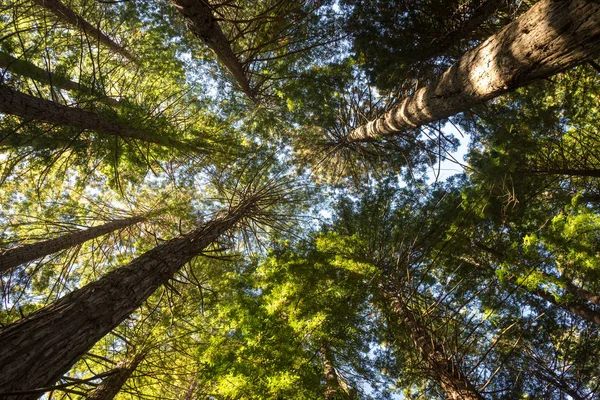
0 215 146 273
0 84 195 152
85 352 146 400
0 51 119 107
518 168 600 177
382 285 485 400
472 241 600 322
320 344 341 400
0 204 249 399
31 0 135 63
349 0 600 141
170 0 255 101
529 284 600 326
382 288 484 400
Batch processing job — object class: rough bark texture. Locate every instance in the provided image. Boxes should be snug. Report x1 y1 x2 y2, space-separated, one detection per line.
0 51 119 107
170 0 255 100
31 0 135 62
0 84 192 151
85 352 146 400
0 208 245 399
0 215 145 273
382 285 484 400
349 0 600 141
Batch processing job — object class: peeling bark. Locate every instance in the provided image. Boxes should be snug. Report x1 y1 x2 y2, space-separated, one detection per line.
170 0 255 101
349 0 600 141
0 206 247 398
0 215 145 273
31 0 136 62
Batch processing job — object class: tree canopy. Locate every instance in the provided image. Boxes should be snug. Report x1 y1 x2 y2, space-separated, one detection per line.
1 0 600 398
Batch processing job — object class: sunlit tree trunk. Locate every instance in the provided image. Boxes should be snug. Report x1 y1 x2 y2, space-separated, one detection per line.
31 0 135 62
349 0 600 141
170 0 255 101
0 84 194 152
382 285 484 400
0 215 146 273
85 352 146 400
0 203 250 399
0 51 119 107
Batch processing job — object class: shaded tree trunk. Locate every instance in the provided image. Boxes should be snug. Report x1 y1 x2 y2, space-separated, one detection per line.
0 215 146 273
170 0 255 101
0 202 251 399
31 0 135 62
0 84 196 152
85 352 146 400
517 168 600 177
0 51 119 107
320 344 342 400
382 284 485 400
471 242 600 325
349 0 600 141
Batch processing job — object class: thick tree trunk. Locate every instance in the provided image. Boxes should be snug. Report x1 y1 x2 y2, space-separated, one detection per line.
0 205 248 399
382 285 485 400
85 352 146 400
0 84 194 152
0 51 119 107
0 215 145 273
349 0 600 141
31 0 135 62
170 0 255 101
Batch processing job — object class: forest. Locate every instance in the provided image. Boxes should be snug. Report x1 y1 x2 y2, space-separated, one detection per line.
0 0 599 398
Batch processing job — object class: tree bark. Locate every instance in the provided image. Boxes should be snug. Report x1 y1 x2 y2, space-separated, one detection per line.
349 0 600 142
320 344 341 400
0 204 249 399
382 284 485 400
170 0 255 101
0 215 146 273
85 352 146 400
0 51 119 107
31 0 136 63
0 84 195 152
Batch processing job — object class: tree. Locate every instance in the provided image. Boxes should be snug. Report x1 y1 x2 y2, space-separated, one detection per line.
0 214 147 273
348 0 600 142
0 178 289 397
30 0 136 62
0 84 203 153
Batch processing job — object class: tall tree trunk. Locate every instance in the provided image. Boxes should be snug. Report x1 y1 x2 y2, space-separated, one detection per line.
0 215 146 273
182 378 198 400
0 51 119 107
528 284 600 326
320 344 342 400
382 284 485 400
170 0 255 101
31 0 135 63
0 202 251 399
85 352 146 400
349 0 600 142
0 84 195 152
